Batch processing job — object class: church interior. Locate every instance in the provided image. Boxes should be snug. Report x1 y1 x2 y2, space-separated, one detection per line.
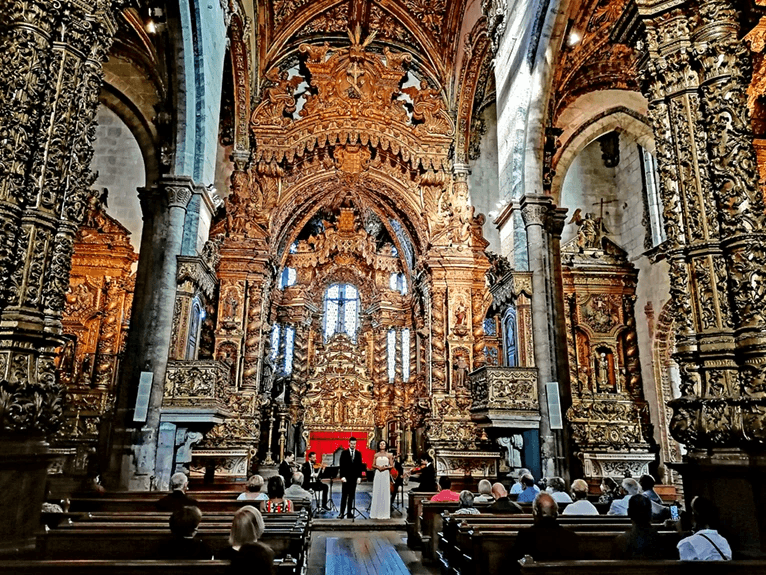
2 0 766 568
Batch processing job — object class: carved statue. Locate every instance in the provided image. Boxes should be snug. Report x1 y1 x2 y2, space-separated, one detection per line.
597 352 610 391
453 352 470 391
251 68 303 126
568 209 608 251
401 80 454 136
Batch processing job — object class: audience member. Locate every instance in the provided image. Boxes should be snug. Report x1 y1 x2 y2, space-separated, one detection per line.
412 454 438 492
607 478 640 516
517 473 539 503
279 451 295 488
599 476 621 505
301 451 330 509
546 476 573 504
218 505 275 573
161 506 213 559
677 496 731 561
285 471 313 502
510 468 533 495
639 474 662 505
561 479 599 516
237 475 269 501
474 479 494 503
430 475 460 502
486 482 523 514
612 494 666 559
453 490 480 515
512 492 580 571
156 472 199 512
265 475 293 513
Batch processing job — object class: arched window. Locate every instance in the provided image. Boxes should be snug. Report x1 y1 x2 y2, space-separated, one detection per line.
269 323 295 376
186 298 205 359
389 272 407 295
324 283 359 342
280 267 297 289
401 328 410 381
640 146 666 247
387 329 397 382
503 306 518 367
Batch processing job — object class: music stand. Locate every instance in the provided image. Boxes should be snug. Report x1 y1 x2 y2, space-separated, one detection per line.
349 465 368 521
319 466 339 513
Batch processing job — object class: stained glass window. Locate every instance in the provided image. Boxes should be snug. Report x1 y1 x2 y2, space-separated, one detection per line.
270 324 280 361
324 283 359 341
401 328 410 381
387 329 396 382
484 317 497 336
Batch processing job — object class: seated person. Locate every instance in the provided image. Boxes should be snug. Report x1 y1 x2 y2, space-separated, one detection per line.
546 476 573 504
612 494 666 559
561 479 599 516
264 475 293 513
608 478 641 516
430 475 460 502
412 454 438 492
217 505 275 573
511 493 580 572
301 451 330 509
509 468 530 495
161 505 213 559
156 472 199 512
599 476 621 505
237 475 269 501
517 473 539 503
485 482 523 514
474 479 494 503
639 473 662 504
453 490 480 515
284 471 313 502
677 496 732 561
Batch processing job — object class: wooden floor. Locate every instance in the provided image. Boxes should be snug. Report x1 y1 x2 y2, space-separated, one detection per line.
307 531 438 575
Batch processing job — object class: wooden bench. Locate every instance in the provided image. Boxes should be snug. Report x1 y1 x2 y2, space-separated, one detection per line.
456 528 680 575
406 491 436 548
0 559 297 575
67 498 312 514
518 560 766 575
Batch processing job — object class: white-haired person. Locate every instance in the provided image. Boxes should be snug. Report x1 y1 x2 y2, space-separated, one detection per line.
561 479 599 515
156 472 199 512
607 477 641 516
474 479 494 503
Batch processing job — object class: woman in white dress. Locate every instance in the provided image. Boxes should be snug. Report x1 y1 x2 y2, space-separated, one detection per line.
369 440 393 519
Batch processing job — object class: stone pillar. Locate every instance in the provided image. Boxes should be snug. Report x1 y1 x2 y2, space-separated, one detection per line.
520 194 565 478
0 0 120 553
111 177 192 490
637 0 766 556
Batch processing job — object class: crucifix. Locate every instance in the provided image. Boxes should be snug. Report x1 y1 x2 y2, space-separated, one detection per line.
348 62 364 91
592 197 617 220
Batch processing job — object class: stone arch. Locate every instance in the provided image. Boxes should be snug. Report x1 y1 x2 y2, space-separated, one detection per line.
551 94 654 204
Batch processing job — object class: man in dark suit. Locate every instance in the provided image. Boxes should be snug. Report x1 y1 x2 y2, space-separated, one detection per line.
279 451 295 488
301 451 330 509
412 454 437 492
338 437 364 518
156 473 199 512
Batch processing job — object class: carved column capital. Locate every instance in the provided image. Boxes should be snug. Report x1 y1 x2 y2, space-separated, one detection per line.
547 207 569 239
519 194 554 229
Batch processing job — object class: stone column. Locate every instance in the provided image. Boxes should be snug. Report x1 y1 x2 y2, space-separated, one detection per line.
637 0 766 556
111 177 192 490
520 194 564 478
0 0 120 553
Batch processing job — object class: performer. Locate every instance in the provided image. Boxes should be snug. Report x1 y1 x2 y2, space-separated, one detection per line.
279 451 295 488
301 451 330 510
411 454 438 492
369 440 394 519
338 436 364 519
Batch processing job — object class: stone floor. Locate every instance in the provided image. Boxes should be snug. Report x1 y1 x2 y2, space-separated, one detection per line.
306 531 439 575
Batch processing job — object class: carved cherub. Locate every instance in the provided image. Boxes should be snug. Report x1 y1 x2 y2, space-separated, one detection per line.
401 80 454 135
251 68 304 126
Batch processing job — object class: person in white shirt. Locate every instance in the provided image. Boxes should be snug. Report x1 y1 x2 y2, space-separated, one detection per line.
561 479 599 516
284 472 313 501
677 496 732 561
510 468 534 495
607 478 640 516
546 477 573 504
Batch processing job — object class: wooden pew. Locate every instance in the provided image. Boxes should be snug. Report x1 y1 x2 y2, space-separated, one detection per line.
0 559 297 575
518 560 766 575
67 497 312 514
458 528 680 575
406 491 436 548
